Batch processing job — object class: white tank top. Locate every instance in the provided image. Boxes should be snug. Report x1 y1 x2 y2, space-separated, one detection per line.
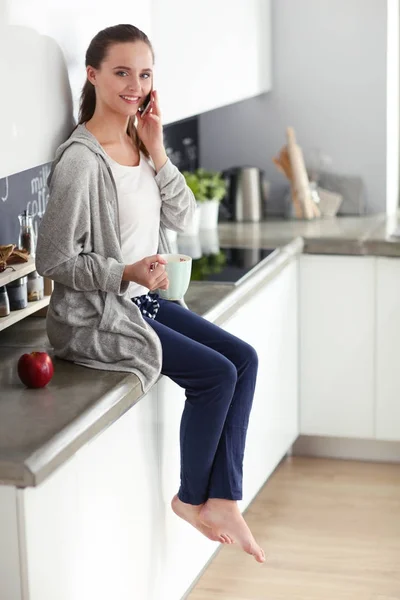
108 152 161 298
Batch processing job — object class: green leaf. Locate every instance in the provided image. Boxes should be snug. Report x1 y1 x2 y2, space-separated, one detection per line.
183 168 227 203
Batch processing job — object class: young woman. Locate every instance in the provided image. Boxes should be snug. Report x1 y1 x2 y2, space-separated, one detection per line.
36 24 265 563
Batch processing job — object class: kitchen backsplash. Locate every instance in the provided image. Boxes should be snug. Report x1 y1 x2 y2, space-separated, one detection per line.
0 116 199 246
163 116 199 172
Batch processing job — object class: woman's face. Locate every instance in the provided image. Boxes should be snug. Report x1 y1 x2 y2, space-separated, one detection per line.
87 41 153 117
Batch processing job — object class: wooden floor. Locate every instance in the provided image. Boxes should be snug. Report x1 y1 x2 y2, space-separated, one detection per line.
187 456 400 600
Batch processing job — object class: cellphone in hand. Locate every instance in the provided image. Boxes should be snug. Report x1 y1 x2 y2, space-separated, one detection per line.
139 91 152 117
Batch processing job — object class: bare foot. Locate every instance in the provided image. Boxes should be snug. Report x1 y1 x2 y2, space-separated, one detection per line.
171 495 233 544
200 499 265 563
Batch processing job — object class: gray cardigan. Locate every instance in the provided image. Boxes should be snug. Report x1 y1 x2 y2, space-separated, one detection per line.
36 124 196 392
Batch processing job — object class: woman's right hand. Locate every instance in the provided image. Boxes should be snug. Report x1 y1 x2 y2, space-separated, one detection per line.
123 254 169 291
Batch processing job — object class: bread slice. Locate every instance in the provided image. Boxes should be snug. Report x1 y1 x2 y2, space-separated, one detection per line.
0 244 16 272
7 248 30 264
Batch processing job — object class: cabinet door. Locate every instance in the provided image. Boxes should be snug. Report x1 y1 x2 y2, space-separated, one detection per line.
22 386 162 600
0 487 23 600
222 259 299 508
376 257 400 441
152 0 271 124
75 389 161 600
299 255 375 438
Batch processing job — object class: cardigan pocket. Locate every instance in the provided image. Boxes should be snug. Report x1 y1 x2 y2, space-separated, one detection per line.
51 288 105 328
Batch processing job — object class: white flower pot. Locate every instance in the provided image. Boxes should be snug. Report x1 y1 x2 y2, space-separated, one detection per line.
199 199 220 230
183 203 201 236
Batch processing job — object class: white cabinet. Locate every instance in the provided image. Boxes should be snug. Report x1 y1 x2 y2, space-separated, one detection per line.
21 386 162 600
1 0 270 175
222 258 299 506
0 487 22 600
152 0 271 124
376 257 400 441
299 255 375 439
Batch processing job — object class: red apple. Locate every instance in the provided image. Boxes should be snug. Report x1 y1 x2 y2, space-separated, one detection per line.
17 352 54 389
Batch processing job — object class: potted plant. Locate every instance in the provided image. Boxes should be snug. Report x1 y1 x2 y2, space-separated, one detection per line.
183 168 227 230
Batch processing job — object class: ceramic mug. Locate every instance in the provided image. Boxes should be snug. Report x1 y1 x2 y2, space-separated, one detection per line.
157 253 192 301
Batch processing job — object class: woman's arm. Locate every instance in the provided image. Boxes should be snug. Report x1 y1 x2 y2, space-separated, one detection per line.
137 91 196 233
155 159 196 233
36 149 128 295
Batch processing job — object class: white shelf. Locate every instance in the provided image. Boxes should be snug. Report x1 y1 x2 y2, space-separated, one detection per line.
0 295 50 332
0 257 36 287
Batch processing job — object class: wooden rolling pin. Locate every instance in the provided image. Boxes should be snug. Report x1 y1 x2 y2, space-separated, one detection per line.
286 127 318 220
273 146 303 219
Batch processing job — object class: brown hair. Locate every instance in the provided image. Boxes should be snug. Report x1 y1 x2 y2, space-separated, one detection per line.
78 24 154 157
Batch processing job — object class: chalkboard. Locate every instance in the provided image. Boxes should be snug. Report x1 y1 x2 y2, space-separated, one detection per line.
0 163 51 248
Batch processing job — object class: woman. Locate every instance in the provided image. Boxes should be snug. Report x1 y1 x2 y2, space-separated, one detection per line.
36 24 265 563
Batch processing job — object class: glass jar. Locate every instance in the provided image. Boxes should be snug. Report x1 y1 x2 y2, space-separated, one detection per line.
0 286 10 317
18 211 36 256
6 277 28 310
27 270 44 302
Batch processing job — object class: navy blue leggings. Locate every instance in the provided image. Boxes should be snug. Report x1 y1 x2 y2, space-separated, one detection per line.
144 298 258 505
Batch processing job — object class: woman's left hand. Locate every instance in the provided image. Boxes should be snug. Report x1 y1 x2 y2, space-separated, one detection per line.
136 90 166 163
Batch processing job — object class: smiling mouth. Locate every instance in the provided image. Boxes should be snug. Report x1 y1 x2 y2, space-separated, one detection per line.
120 95 140 104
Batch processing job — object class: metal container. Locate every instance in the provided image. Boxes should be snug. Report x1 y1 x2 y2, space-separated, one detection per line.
0 286 10 317
222 167 269 222
6 276 28 310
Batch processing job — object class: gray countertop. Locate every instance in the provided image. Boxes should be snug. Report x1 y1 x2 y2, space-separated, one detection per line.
1 213 400 488
217 212 400 256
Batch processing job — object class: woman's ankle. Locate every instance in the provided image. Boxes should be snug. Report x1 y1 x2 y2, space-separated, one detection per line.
205 498 238 510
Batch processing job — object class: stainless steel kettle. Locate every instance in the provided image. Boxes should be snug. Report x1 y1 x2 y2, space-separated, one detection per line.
221 167 269 222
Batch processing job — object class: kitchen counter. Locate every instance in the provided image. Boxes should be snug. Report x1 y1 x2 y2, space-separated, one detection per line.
1 211 399 488
217 212 400 256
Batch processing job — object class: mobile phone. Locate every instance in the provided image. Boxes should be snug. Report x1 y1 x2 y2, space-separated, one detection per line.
139 91 152 117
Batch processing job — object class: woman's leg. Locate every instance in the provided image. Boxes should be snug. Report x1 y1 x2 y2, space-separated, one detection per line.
154 299 258 501
151 300 265 562
144 314 237 544
144 315 238 505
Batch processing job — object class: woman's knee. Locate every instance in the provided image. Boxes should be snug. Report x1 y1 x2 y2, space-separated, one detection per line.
238 340 258 372
248 343 258 370
218 355 238 390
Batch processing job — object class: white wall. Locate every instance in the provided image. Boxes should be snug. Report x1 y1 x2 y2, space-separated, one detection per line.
199 0 389 215
386 0 400 215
